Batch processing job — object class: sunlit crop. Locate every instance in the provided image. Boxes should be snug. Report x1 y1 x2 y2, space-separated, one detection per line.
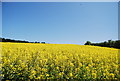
0 42 119 80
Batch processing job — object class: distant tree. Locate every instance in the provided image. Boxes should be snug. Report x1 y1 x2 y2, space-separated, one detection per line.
108 40 112 47
41 42 45 44
1 37 43 44
84 40 120 49
84 41 91 45
114 40 120 49
0 38 2 42
103 41 108 47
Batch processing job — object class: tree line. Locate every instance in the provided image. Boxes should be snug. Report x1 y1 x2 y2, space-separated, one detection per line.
84 40 120 49
0 38 46 44
1 38 119 49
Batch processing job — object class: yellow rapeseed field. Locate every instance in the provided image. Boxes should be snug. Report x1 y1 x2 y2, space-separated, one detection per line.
0 42 119 80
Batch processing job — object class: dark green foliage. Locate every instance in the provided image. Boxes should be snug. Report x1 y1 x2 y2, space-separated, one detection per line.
0 37 43 44
0 37 29 43
41 42 46 44
84 41 91 45
84 40 120 49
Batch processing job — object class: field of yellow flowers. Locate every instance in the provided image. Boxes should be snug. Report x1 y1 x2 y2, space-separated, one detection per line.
0 42 119 80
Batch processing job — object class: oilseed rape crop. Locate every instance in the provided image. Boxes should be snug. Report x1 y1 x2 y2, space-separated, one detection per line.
0 42 119 80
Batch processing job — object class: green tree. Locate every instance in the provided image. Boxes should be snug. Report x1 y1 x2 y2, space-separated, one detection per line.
84 41 91 45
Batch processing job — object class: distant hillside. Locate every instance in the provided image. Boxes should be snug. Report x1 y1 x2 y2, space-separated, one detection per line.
0 38 45 44
84 40 120 49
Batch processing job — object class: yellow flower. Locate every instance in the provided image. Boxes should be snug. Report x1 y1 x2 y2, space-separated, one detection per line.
56 67 59 70
110 73 114 78
59 72 64 76
78 63 82 67
69 73 73 77
86 66 89 70
31 70 36 75
92 73 96 79
1 42 119 80
69 63 74 67
46 74 49 77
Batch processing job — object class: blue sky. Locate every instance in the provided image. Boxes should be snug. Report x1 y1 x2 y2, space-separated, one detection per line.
2 2 118 44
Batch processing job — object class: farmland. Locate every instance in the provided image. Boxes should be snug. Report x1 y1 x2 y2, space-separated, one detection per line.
0 42 119 80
